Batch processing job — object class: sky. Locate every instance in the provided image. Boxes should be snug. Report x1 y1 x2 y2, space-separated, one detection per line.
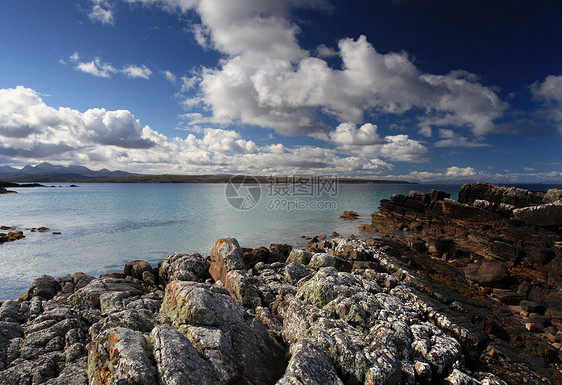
1 0 561 182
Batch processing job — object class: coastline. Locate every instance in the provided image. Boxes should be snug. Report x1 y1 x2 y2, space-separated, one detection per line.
1 182 561 384
0 232 560 383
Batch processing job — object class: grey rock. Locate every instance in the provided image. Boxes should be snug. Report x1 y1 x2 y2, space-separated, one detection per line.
161 281 245 328
45 357 88 384
96 309 157 336
224 270 263 308
296 267 364 308
158 252 210 284
513 200 562 227
160 280 287 385
284 262 309 285
28 275 60 300
286 249 314 265
276 338 344 385
184 326 239 384
88 327 157 385
151 325 218 385
308 253 336 270
67 277 146 310
65 342 86 363
0 300 26 323
544 188 562 203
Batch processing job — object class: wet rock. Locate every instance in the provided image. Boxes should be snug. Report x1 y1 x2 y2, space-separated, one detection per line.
209 238 245 283
242 246 274 270
429 189 451 202
151 324 218 385
88 327 157 385
340 210 360 219
464 261 511 288
270 243 293 262
158 252 210 284
124 260 156 285
27 275 60 300
276 338 344 385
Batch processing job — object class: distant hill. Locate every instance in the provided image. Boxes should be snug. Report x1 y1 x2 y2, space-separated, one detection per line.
0 163 413 184
0 162 136 182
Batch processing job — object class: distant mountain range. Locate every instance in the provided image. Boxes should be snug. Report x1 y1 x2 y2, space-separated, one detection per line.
0 162 136 182
0 162 415 184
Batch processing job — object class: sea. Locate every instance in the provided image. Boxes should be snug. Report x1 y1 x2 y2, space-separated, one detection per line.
0 182 559 300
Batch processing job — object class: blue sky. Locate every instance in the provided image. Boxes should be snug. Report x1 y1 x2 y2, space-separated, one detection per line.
1 0 561 182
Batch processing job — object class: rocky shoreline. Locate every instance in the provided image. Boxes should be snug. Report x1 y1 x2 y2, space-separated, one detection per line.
1 182 561 384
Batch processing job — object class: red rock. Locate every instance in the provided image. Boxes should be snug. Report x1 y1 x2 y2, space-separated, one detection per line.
210 238 245 283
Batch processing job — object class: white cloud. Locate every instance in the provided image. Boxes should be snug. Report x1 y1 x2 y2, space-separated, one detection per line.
418 126 432 137
386 167 562 183
75 58 118 78
445 166 477 177
0 86 398 176
329 123 382 145
329 124 430 163
69 53 152 80
531 75 562 133
163 70 176 84
316 44 338 58
89 1 115 25
122 64 152 79
434 129 490 148
92 0 507 144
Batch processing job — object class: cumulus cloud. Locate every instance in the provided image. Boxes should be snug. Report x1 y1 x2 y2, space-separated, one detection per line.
89 0 115 24
386 166 562 183
68 52 152 80
531 75 562 133
434 129 490 148
0 86 156 160
75 58 118 78
328 124 430 162
89 0 507 147
329 123 383 145
0 86 397 175
122 64 152 79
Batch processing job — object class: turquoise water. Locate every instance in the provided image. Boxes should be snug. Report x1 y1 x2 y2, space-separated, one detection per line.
1 182 461 299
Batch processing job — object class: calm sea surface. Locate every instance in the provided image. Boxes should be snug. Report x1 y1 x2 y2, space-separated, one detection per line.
0 182 558 300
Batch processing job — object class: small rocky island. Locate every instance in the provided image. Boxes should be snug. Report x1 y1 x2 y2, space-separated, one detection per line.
0 182 561 384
